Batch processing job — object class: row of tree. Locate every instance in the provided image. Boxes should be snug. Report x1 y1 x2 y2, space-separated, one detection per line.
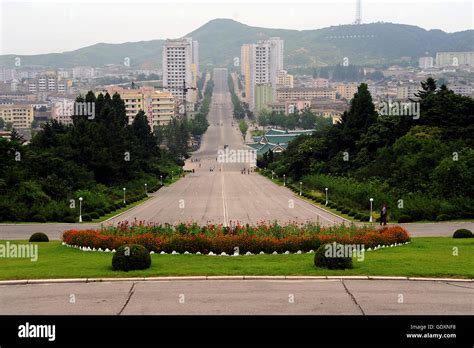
0 90 189 222
257 108 332 130
262 78 474 221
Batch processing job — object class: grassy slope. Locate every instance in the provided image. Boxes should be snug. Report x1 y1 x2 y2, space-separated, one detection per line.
0 238 472 280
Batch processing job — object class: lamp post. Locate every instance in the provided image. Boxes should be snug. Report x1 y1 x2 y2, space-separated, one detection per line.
160 175 163 186
271 171 274 180
299 182 302 196
283 174 286 187
78 197 83 223
123 187 126 204
369 198 374 223
172 171 174 181
144 183 147 195
325 188 328 206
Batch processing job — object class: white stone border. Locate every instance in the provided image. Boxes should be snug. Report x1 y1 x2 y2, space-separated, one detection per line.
61 241 411 256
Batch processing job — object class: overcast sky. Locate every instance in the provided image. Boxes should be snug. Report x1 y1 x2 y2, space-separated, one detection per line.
0 0 472 55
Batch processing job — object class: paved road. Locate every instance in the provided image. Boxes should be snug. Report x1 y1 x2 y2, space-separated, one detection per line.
0 279 472 315
0 67 473 239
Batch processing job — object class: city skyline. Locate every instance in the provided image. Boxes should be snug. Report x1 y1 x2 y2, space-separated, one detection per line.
0 0 472 55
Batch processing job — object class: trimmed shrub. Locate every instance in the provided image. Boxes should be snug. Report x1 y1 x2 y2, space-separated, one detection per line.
436 214 451 222
314 243 353 270
398 215 412 223
29 232 49 242
341 208 350 214
354 213 363 220
348 210 356 217
62 216 76 223
453 229 473 239
96 209 105 216
112 244 152 271
360 215 370 222
90 212 100 220
81 213 92 222
31 214 47 223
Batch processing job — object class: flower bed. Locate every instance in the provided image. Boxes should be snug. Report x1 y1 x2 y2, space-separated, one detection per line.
62 222 410 254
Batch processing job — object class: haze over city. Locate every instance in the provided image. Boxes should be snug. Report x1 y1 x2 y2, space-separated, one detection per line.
1 0 473 54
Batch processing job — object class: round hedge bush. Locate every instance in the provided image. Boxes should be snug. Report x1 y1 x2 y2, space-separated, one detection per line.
348 210 356 217
436 214 451 222
112 244 152 271
360 215 370 222
96 209 105 216
354 213 363 220
31 214 47 223
90 212 100 219
314 243 353 270
341 208 350 214
453 229 473 239
81 213 92 222
397 215 412 223
62 216 76 223
29 232 49 242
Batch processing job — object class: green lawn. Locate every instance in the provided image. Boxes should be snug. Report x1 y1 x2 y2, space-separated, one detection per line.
0 237 472 280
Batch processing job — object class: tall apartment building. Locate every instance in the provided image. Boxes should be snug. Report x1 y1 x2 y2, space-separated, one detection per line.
162 38 199 105
0 104 34 128
242 37 284 111
435 52 474 67
103 86 175 127
276 70 294 88
240 44 252 100
418 57 434 70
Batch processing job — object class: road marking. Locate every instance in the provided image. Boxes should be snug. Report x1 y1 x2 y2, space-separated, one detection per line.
221 165 228 227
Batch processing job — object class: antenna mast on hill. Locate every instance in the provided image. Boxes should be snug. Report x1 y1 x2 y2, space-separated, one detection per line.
354 0 362 25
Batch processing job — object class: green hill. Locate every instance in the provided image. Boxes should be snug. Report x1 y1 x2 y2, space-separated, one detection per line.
1 19 472 69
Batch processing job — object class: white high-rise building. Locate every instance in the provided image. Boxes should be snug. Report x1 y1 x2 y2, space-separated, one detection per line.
419 57 434 70
162 37 199 105
268 37 284 88
246 37 284 111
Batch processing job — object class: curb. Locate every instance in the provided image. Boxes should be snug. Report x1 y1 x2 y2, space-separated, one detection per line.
0 276 471 286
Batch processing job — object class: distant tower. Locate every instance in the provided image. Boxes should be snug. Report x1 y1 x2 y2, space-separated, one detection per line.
354 0 361 25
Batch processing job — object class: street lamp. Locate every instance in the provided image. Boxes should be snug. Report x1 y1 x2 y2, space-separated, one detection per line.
369 198 374 223
299 182 302 196
283 174 286 187
78 197 83 223
325 188 328 206
271 171 274 180
172 171 174 181
123 187 126 204
160 175 163 186
144 183 147 195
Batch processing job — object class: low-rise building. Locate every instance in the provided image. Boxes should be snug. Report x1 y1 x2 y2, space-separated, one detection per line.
0 104 34 128
101 86 176 127
247 128 314 157
335 83 358 100
277 87 336 101
276 70 294 88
